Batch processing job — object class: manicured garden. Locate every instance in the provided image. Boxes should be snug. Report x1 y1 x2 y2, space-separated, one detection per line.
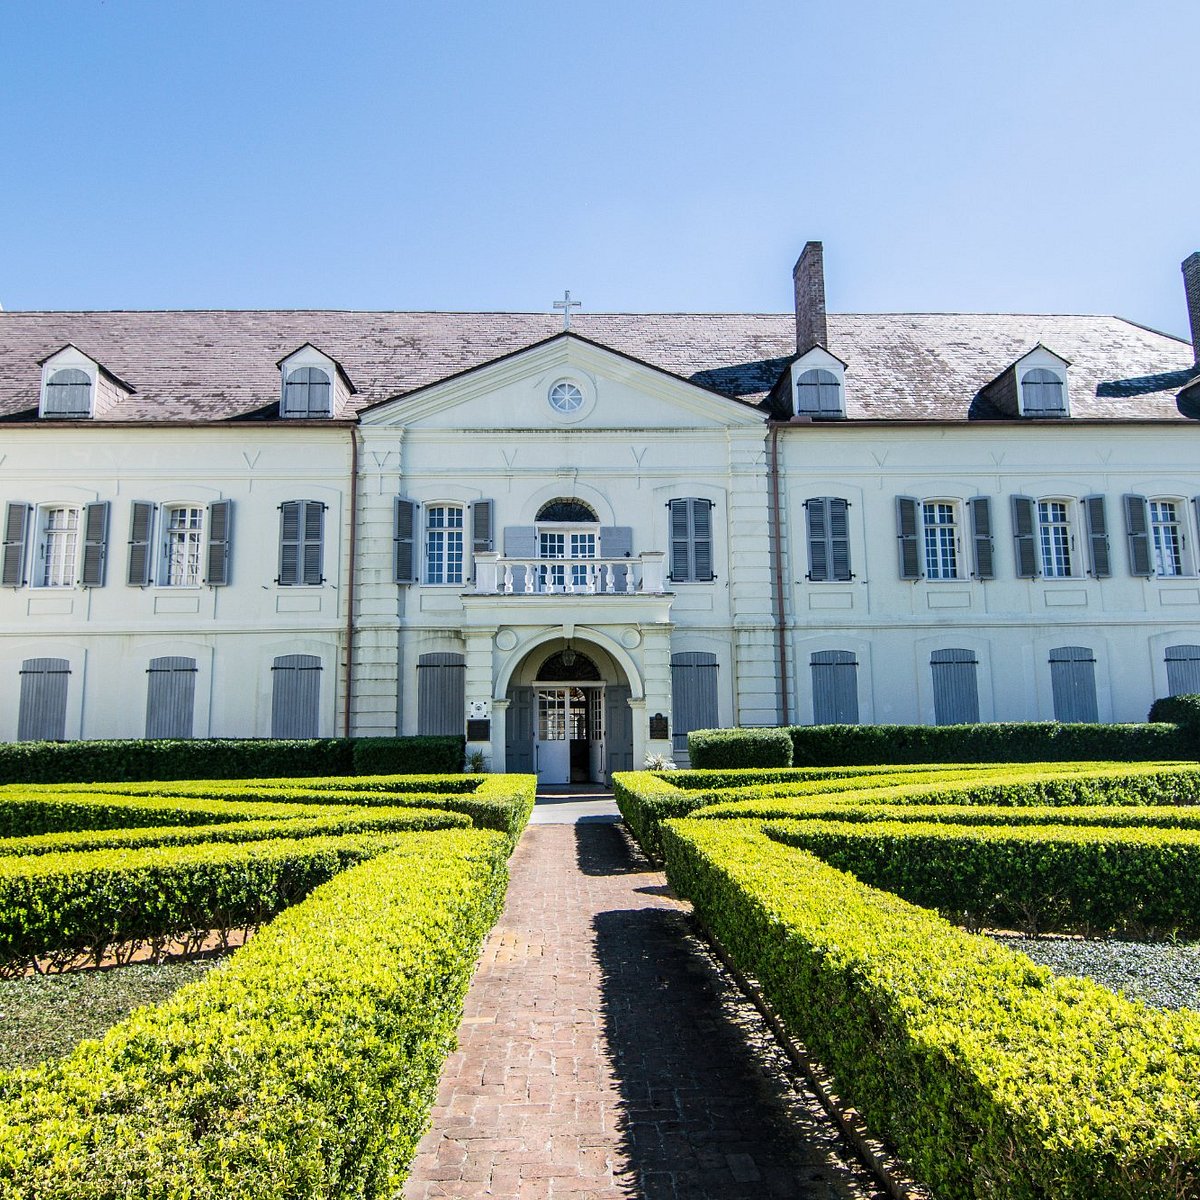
615 741 1200 1200
0 758 535 1197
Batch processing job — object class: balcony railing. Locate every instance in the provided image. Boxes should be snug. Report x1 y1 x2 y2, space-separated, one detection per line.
473 551 666 595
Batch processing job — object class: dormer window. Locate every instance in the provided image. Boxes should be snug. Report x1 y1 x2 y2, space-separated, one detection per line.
283 366 332 417
43 369 93 417
795 368 842 418
1020 368 1067 417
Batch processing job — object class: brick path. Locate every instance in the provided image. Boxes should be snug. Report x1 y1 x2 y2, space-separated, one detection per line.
406 816 886 1199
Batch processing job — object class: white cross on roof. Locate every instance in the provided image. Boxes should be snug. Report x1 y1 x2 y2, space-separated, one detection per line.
553 290 581 331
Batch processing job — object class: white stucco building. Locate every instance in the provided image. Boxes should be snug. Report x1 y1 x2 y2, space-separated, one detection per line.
2 246 1199 781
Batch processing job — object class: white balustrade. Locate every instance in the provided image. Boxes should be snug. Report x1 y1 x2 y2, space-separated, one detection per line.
474 554 665 595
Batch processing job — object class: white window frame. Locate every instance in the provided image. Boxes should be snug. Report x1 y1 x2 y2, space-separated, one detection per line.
537 521 598 591
1037 498 1076 578
1148 498 1191 578
921 500 962 580
159 504 206 588
425 504 465 585
34 505 82 588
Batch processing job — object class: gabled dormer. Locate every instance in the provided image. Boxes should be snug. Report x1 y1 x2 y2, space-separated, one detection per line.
276 344 356 419
976 345 1072 420
37 345 133 420
788 345 848 419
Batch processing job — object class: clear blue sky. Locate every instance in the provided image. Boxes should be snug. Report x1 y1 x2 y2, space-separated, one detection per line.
2 1 1197 338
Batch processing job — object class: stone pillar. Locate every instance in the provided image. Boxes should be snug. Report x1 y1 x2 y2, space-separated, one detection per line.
463 627 496 770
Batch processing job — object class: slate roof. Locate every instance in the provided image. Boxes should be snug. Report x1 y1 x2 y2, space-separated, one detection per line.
0 309 1194 423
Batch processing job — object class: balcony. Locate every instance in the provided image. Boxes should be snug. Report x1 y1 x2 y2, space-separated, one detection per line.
473 551 666 595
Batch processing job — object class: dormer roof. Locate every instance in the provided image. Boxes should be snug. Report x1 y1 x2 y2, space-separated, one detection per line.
275 342 359 394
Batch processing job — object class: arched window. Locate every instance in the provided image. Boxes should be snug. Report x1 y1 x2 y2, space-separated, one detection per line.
283 367 332 417
43 368 92 417
1020 369 1066 416
536 498 597 523
795 368 842 417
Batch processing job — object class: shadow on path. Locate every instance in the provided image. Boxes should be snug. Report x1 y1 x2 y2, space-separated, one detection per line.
580 824 886 1200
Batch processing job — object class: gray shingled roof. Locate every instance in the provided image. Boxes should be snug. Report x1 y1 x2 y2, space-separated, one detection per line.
0 309 1194 423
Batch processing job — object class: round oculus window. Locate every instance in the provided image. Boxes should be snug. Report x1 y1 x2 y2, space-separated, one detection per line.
548 381 584 414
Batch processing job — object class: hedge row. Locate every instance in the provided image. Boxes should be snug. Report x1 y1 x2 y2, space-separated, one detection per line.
1148 693 1200 729
0 830 415 972
0 792 334 837
688 721 1194 769
662 818 1200 1199
0 829 510 1197
0 805 470 859
38 772 480 796
0 735 465 784
763 817 1200 936
614 763 1200 861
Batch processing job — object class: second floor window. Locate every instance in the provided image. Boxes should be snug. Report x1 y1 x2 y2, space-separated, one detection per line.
1038 500 1073 577
426 506 464 584
162 506 204 586
39 506 80 587
1150 500 1184 577
922 502 959 580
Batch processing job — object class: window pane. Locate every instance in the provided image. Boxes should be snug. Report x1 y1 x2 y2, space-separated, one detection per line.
922 502 958 579
1038 501 1072 577
164 506 203 586
426 506 463 584
1150 500 1183 577
41 507 80 586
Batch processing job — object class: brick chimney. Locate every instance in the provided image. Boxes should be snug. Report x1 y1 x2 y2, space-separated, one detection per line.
1183 252 1200 363
793 241 827 353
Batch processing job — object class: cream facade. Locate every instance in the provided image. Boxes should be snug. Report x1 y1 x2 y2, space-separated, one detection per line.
2 246 1199 780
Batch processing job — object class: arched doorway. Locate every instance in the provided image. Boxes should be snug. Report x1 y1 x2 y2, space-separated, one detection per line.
504 643 634 784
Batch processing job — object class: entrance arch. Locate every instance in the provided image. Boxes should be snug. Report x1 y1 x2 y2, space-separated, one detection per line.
503 639 635 785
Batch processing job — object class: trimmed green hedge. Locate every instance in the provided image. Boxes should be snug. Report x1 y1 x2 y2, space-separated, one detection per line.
0 830 415 971
686 727 792 768
663 818 1200 1199
0 805 470 858
1148 693 1200 730
0 735 465 785
0 792 334 837
0 828 509 1197
763 817 1200 936
687 721 1193 768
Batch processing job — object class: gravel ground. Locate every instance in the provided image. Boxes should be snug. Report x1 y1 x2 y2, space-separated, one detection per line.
989 934 1200 1011
0 957 226 1071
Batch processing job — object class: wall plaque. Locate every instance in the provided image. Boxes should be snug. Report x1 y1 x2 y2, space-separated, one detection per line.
649 713 669 740
466 719 491 742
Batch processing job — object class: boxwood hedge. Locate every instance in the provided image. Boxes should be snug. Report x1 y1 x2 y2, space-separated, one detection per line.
0 735 465 785
686 721 1193 768
0 828 509 1197
663 818 1200 1199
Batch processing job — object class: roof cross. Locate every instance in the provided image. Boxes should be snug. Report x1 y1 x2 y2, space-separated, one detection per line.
553 289 581 331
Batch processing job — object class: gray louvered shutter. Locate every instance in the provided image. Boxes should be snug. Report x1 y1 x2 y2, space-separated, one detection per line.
145 656 197 739
969 497 994 580
1049 646 1098 723
1166 645 1200 696
417 652 465 736
503 525 537 591
828 498 850 580
471 499 494 555
805 498 829 581
692 501 714 580
393 498 417 584
278 501 301 585
1011 496 1038 578
17 658 70 741
1083 495 1111 578
301 501 324 585
670 651 718 756
1123 494 1153 577
505 686 535 773
127 501 155 586
2 503 31 587
669 498 692 581
79 501 110 587
271 654 321 738
810 650 859 724
931 649 979 725
205 499 232 586
896 496 921 579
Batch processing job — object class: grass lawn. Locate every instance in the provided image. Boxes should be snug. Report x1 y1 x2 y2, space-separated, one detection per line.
0 957 227 1070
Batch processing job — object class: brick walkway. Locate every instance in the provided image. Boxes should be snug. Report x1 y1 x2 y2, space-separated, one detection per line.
405 818 886 1200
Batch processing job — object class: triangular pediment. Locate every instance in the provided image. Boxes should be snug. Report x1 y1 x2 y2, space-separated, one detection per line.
358 333 766 430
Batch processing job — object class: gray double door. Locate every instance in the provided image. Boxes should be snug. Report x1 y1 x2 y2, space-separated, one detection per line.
506 684 632 783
